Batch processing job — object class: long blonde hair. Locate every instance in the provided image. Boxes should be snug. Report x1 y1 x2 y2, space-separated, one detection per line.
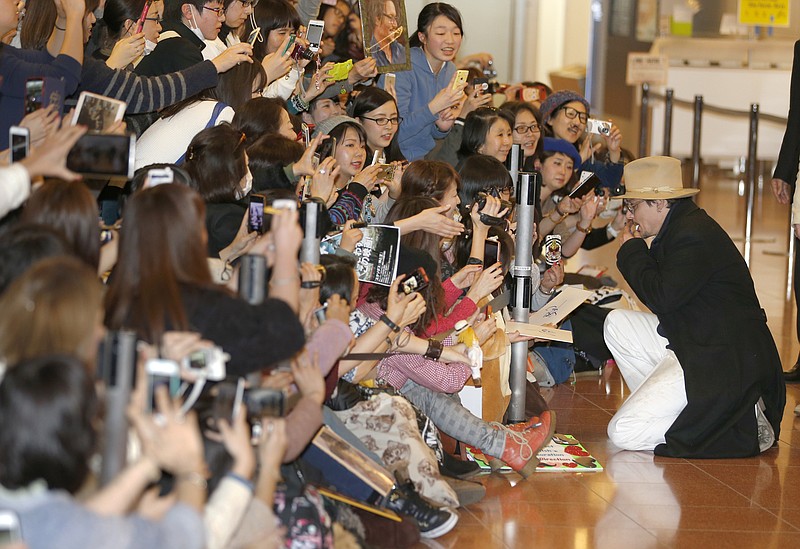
0 257 103 368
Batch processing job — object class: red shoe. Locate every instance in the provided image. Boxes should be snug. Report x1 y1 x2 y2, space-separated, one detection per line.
491 411 556 479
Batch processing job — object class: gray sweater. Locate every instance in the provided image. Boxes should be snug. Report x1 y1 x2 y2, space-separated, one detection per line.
0 485 205 549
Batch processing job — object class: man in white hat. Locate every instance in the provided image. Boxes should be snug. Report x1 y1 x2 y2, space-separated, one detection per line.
603 156 785 458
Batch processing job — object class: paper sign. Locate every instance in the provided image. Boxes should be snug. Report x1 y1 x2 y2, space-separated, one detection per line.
505 322 573 343
528 286 594 326
737 0 790 27
626 53 669 86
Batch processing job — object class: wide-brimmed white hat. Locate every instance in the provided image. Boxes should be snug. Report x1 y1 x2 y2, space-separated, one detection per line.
614 156 699 200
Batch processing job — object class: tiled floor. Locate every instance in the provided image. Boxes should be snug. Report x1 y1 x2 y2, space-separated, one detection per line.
415 166 800 548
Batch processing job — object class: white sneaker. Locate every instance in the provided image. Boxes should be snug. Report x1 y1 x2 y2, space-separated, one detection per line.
755 398 775 452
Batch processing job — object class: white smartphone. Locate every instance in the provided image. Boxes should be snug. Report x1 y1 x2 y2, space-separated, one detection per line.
384 73 396 90
247 26 261 46
144 358 181 414
0 510 22 544
9 126 30 164
306 19 325 52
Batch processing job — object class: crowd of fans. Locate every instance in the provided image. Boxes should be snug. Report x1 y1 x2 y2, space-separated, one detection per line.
0 0 633 547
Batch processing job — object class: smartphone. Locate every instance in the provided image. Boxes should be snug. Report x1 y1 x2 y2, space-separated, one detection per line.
453 70 469 90
144 167 174 188
244 387 288 419
24 78 44 114
66 133 136 180
282 34 297 56
569 171 601 199
544 234 562 266
249 194 266 233
384 73 396 90
484 239 499 267
328 59 353 81
302 122 311 147
375 164 395 181
401 267 430 295
71 91 127 132
306 19 325 52
144 359 181 414
9 126 30 163
472 77 489 95
135 1 151 34
0 510 22 544
330 136 337 159
313 303 328 324
182 347 228 381
586 118 612 136
520 87 542 103
247 26 261 46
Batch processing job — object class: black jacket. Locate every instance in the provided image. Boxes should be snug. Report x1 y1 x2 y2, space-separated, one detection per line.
617 199 785 458
774 40 800 190
135 19 206 77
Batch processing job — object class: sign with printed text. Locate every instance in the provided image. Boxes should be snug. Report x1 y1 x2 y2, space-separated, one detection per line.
738 0 790 27
626 53 669 86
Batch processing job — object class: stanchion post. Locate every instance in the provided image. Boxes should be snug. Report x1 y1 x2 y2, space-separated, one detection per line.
691 95 703 189
98 330 137 486
508 172 540 423
638 83 649 158
300 199 322 265
744 103 759 266
508 143 521 191
663 88 674 156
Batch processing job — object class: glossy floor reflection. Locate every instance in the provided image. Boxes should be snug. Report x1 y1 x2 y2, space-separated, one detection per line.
414 166 800 549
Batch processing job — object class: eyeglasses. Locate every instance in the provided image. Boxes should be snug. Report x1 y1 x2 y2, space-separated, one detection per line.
514 123 540 135
559 106 588 124
203 5 225 16
622 199 644 215
381 13 399 23
144 16 162 23
361 116 403 126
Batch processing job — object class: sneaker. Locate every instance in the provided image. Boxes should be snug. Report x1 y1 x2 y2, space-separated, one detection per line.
439 451 482 480
755 398 775 452
384 481 459 539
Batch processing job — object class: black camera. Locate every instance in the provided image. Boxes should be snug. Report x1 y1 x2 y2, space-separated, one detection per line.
401 267 430 295
291 43 318 62
476 191 513 226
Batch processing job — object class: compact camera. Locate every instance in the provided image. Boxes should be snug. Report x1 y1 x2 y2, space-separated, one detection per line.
401 267 430 295
587 118 612 136
291 42 318 62
182 347 228 381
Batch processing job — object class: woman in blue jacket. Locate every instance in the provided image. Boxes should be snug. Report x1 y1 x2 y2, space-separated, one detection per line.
393 2 466 161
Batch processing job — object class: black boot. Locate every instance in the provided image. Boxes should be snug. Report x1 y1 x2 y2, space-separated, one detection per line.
384 481 459 539
785 354 800 382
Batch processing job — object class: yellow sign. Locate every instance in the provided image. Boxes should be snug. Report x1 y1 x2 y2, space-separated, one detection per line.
738 0 790 27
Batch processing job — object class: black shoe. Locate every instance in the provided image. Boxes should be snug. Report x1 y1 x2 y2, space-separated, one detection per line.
439 451 482 480
784 361 800 382
385 481 459 539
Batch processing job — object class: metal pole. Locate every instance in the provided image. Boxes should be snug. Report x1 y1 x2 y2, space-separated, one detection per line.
638 83 649 158
300 199 321 265
744 103 759 266
691 95 703 189
508 144 521 190
99 330 137 486
508 172 540 423
663 88 674 156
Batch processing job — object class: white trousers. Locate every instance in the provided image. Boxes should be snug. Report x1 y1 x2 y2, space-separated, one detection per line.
604 310 688 451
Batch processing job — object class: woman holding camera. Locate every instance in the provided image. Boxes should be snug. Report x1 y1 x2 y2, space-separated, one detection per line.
394 2 467 161
105 183 305 376
540 90 625 195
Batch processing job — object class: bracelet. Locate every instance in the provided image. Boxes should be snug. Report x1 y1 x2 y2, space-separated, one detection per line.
539 285 555 296
424 338 443 361
55 22 66 31
606 224 620 238
549 211 568 224
379 314 401 333
575 222 592 234
555 203 567 216
290 94 309 112
178 471 208 490
466 257 483 266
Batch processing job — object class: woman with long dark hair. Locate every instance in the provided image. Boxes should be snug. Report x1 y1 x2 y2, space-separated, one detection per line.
105 183 305 375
